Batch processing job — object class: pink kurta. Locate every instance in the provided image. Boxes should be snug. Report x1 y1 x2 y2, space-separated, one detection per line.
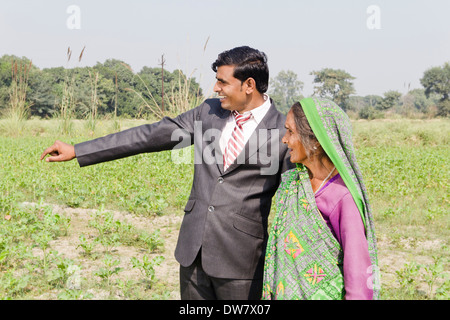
315 174 373 300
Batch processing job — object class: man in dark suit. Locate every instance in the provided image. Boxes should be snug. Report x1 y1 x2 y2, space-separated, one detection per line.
40 46 294 300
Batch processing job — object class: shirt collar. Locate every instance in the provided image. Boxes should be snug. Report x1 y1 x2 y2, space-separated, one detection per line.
240 94 271 124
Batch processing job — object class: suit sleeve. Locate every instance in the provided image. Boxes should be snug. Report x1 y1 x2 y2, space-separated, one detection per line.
74 104 200 167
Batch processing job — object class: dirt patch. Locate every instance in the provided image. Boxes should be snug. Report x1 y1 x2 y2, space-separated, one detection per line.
21 202 183 299
20 202 447 299
376 233 447 294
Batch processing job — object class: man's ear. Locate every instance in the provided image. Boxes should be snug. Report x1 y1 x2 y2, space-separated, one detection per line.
244 77 256 94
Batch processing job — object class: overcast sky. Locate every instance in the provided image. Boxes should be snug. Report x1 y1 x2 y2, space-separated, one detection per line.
1 0 449 97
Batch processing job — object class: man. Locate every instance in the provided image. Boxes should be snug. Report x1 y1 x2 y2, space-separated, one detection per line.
40 46 294 299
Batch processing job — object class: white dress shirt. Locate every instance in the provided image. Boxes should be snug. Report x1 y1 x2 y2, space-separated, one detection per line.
219 94 272 155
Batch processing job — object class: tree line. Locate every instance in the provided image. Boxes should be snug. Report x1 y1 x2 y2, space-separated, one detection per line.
0 53 448 120
0 53 203 120
269 64 449 118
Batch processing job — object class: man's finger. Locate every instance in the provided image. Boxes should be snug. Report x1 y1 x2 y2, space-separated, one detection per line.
40 145 57 160
45 154 65 162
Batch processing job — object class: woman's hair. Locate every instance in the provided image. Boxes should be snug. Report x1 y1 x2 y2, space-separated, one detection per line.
211 46 269 93
291 102 331 165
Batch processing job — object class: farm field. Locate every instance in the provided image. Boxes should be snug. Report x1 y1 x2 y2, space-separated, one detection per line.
0 117 448 300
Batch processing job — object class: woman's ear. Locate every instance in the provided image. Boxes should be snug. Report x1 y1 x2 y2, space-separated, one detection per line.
313 142 321 151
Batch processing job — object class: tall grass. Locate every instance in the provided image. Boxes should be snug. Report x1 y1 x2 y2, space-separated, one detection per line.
58 74 75 136
112 72 121 132
2 60 33 136
167 69 203 115
122 65 204 120
122 37 209 120
166 36 209 115
85 69 99 135
57 47 78 135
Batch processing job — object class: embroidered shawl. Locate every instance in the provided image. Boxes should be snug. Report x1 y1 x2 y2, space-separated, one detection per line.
262 97 380 300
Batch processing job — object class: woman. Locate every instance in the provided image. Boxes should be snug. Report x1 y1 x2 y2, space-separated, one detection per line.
262 97 379 300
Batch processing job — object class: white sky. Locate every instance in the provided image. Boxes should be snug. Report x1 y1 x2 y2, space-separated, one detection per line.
1 0 449 97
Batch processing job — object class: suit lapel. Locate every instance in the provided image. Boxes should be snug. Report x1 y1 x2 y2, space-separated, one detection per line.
223 101 281 175
211 107 230 175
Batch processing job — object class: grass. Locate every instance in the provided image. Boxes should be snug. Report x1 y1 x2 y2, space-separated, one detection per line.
0 117 449 299
352 118 449 299
1 60 32 136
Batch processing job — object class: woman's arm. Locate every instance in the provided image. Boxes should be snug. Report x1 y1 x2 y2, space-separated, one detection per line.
337 193 373 300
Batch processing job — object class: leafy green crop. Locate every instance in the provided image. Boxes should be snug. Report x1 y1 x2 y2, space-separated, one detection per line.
0 118 448 299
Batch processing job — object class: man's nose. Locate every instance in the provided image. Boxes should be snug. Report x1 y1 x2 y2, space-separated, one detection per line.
213 82 220 93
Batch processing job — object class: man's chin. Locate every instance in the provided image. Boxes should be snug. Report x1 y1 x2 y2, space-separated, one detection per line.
219 102 232 110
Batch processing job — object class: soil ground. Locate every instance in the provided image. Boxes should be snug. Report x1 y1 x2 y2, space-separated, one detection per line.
21 201 445 299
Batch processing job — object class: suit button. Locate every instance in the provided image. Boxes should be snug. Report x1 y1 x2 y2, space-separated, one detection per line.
218 177 224 184
208 206 215 212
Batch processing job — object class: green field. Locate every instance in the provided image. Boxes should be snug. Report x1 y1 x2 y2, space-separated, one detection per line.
0 118 448 300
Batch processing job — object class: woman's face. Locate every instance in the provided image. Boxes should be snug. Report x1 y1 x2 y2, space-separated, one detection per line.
282 110 308 164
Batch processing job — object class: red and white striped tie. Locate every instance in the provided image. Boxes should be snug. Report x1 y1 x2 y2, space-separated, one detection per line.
223 110 252 171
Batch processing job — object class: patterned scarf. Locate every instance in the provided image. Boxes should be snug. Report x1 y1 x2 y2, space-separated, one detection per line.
262 97 380 300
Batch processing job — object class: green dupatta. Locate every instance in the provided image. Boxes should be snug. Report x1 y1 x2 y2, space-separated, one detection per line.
262 97 380 300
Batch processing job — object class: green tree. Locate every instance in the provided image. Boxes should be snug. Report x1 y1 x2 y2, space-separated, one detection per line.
376 90 402 110
269 70 304 114
0 55 16 112
355 95 384 119
364 95 383 109
93 59 138 118
403 88 440 114
420 62 450 117
34 66 115 119
310 68 355 110
74 67 115 118
0 54 203 120
28 68 61 118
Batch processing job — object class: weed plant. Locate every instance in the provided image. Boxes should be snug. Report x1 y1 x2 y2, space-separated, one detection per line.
0 199 168 299
2 60 32 136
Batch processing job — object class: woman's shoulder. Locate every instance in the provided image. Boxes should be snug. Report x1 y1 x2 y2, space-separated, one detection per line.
316 174 354 211
321 174 349 196
316 177 361 228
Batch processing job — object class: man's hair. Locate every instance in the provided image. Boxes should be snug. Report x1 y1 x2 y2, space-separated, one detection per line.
211 46 269 93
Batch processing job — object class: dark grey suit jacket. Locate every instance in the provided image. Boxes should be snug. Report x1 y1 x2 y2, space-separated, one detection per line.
75 98 294 280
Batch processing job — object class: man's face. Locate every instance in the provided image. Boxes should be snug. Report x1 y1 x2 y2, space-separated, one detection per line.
213 65 248 112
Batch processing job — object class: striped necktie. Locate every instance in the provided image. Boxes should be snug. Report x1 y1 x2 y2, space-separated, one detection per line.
223 110 252 171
